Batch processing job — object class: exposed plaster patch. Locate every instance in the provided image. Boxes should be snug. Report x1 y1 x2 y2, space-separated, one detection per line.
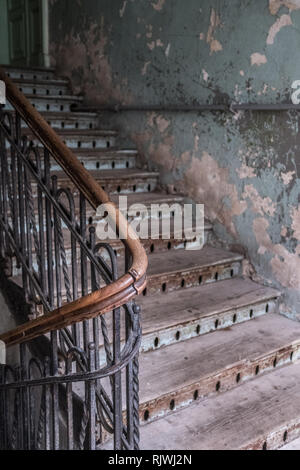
291 206 300 240
253 217 300 289
207 8 223 54
267 14 292 45
269 0 300 15
156 115 170 133
242 185 276 217
240 70 245 76
50 20 133 105
147 112 170 133
184 153 247 237
199 33 205 40
119 1 127 18
236 164 256 179
202 69 209 82
281 170 295 184
250 53 268 66
141 61 151 75
149 137 176 172
151 0 165 11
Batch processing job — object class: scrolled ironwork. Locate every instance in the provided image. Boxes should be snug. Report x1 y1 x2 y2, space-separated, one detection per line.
0 83 142 450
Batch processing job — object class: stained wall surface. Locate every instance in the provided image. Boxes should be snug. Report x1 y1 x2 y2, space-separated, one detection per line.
49 0 300 318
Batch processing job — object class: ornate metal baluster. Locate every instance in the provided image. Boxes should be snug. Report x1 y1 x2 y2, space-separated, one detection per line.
17 137 29 300
66 352 74 450
10 113 20 252
52 175 62 309
44 149 54 309
0 87 143 451
87 343 96 450
51 331 60 450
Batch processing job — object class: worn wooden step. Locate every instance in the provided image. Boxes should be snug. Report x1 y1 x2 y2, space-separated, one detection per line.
94 278 279 360
145 246 243 295
24 128 117 149
77 149 138 170
139 358 300 450
41 112 100 130
5 94 83 113
3 65 56 81
7 192 185 223
42 148 139 171
6 145 136 171
14 78 70 97
139 311 292 425
10 215 212 279
45 168 159 195
4 109 100 131
138 278 279 352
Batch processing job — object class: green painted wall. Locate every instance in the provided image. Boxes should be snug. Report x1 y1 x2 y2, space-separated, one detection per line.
49 0 300 319
0 0 9 64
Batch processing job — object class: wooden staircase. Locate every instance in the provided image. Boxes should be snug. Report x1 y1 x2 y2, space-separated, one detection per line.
3 65 300 451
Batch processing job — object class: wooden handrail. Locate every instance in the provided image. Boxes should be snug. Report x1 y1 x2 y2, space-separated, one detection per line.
0 66 148 347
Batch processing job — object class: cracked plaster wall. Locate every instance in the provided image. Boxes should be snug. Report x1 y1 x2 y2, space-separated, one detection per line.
49 0 300 318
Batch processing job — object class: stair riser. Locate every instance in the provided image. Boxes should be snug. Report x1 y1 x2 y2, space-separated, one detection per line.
60 137 116 150
6 153 137 171
6 208 191 244
145 261 242 296
78 155 137 171
6 69 55 81
27 176 157 195
11 135 117 149
95 298 276 366
140 298 275 353
10 228 212 278
16 83 69 97
6 98 81 113
142 230 211 255
140 327 298 425
241 419 300 451
26 116 99 131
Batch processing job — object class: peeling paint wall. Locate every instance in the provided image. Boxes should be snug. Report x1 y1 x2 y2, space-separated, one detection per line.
49 0 300 318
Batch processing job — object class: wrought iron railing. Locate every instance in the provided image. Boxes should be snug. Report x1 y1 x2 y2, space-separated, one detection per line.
0 67 147 450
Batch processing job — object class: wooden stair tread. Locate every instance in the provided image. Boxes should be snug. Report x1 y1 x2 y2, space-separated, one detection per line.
147 245 243 277
14 78 69 86
140 359 300 450
24 93 83 102
41 111 99 119
139 278 279 335
23 128 117 137
139 312 289 405
71 148 138 156
111 192 184 206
